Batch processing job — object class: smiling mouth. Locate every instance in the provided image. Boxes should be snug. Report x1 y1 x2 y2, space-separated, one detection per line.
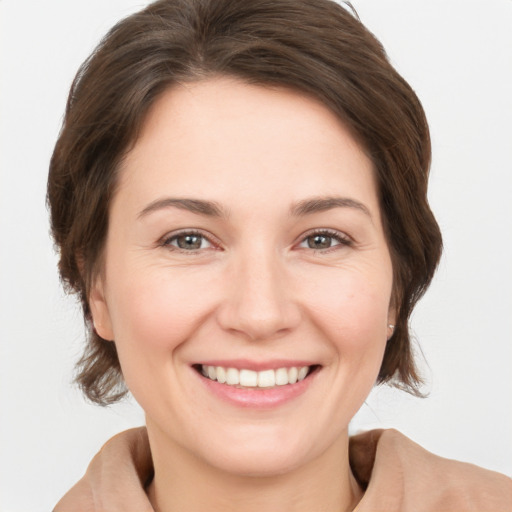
193 364 320 389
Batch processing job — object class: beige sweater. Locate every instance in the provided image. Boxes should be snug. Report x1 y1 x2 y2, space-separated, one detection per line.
54 428 512 511
350 429 511 511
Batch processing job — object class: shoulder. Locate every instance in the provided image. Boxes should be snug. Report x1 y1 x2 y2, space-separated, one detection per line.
350 429 512 512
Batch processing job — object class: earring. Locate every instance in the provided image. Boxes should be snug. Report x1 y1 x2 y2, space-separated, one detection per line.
387 324 395 340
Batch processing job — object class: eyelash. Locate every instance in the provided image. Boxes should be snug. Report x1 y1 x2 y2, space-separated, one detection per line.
160 228 353 254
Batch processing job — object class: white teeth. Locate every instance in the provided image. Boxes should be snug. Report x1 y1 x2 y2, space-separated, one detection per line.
275 367 288 385
258 369 276 388
288 366 298 384
226 368 240 385
200 365 313 388
239 369 258 387
216 366 226 384
297 366 309 381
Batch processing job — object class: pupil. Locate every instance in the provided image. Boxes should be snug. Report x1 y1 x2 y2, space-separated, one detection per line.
178 234 202 250
309 234 331 249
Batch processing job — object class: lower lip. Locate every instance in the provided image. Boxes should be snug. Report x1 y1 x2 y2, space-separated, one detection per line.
194 368 319 408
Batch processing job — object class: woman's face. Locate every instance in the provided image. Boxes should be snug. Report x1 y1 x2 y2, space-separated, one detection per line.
91 77 395 476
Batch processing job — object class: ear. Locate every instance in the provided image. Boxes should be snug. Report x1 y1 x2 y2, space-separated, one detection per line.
387 303 397 340
89 275 114 341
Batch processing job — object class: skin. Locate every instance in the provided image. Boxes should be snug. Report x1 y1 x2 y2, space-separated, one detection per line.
90 77 395 512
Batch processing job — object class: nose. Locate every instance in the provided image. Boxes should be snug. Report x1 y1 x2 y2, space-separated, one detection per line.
216 249 302 341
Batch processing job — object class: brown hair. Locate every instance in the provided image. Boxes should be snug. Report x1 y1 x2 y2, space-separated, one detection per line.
48 0 442 405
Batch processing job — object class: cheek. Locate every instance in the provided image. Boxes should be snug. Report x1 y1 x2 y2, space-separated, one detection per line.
105 265 217 356
301 265 391 400
103 265 221 403
327 290 388 385
304 267 391 345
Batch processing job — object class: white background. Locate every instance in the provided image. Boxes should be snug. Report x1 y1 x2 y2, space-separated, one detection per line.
1 1 511 510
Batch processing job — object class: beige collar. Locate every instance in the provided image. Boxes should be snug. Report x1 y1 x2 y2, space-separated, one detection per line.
349 429 512 511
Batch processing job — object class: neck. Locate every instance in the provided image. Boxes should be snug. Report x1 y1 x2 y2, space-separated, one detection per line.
146 424 362 512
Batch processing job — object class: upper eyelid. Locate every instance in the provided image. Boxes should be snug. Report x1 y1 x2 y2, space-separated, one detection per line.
300 227 350 237
297 228 353 244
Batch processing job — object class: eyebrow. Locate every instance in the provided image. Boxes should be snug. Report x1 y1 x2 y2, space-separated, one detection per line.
289 196 372 218
137 195 371 220
138 198 227 219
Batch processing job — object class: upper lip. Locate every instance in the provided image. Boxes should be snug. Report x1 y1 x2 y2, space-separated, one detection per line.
193 359 319 371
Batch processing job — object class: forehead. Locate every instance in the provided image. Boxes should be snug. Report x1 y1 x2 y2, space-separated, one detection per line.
117 77 379 219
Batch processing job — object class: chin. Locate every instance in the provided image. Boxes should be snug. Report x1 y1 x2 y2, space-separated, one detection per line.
192 423 329 478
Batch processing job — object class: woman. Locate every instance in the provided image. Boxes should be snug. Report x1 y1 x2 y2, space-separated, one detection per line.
47 0 511 510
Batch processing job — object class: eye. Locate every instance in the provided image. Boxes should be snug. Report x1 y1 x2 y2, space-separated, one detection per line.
298 229 352 251
161 230 214 252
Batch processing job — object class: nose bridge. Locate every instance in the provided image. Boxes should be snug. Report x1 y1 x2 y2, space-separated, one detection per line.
217 242 300 341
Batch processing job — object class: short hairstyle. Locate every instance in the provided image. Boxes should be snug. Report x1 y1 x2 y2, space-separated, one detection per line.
48 0 442 405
